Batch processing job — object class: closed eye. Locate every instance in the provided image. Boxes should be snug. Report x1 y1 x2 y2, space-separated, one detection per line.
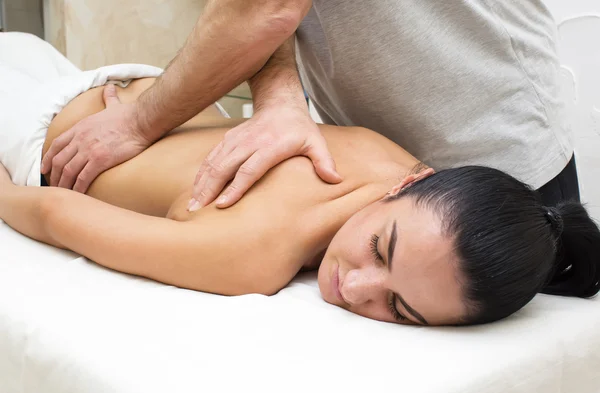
370 233 408 322
370 234 383 262
388 293 407 322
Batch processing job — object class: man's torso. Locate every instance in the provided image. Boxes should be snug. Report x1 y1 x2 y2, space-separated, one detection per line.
296 0 572 188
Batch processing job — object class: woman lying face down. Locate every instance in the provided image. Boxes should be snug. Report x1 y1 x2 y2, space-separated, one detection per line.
319 167 600 326
1 81 598 327
2 160 598 327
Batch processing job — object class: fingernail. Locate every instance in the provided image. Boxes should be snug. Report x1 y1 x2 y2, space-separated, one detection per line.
216 195 228 206
187 198 195 210
189 200 201 212
187 198 201 211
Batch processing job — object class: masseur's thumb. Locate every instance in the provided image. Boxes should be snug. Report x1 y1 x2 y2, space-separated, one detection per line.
305 137 343 184
102 84 120 107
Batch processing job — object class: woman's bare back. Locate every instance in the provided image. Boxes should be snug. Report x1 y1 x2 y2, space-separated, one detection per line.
43 78 422 271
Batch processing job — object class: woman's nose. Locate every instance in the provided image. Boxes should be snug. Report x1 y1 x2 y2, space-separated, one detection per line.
341 267 385 306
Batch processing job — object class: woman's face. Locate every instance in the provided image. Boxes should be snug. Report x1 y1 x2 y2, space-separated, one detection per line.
318 192 467 326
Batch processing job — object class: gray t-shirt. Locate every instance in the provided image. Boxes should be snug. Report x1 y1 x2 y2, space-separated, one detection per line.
295 0 572 189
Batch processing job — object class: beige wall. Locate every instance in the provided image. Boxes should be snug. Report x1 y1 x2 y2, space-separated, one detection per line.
43 0 251 117
44 0 204 70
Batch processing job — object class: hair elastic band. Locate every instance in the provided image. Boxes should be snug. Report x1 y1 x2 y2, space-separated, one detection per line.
545 207 564 237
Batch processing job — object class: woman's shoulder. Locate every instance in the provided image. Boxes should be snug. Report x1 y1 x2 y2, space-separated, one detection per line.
319 124 414 155
318 124 422 177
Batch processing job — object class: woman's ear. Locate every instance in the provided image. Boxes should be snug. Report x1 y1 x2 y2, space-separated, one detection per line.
387 168 435 197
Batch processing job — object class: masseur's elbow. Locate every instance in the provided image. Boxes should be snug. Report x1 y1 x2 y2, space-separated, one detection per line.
206 0 312 38
263 0 313 36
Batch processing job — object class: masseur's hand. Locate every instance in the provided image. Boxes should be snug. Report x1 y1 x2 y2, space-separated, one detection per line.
189 105 342 211
40 85 152 193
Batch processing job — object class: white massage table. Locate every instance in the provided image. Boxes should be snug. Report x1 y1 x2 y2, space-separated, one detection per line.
1 1 600 392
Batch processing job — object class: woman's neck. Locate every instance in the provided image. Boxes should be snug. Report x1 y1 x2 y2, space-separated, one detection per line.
299 179 395 270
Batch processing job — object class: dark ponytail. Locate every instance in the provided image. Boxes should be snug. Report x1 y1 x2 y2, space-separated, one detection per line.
389 166 600 325
542 202 600 298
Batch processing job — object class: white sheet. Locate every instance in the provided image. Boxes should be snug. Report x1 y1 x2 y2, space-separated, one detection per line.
1 215 600 393
2 2 600 391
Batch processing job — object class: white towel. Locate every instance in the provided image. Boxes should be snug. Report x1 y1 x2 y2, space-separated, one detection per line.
0 32 164 186
0 32 235 188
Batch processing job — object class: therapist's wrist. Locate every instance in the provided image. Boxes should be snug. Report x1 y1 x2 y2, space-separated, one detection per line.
131 101 163 146
249 66 307 112
254 94 309 116
251 76 309 113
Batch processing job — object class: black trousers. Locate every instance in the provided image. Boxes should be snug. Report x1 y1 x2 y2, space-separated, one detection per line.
536 155 581 206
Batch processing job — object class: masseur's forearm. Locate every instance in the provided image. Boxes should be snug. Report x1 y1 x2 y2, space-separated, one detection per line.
136 0 312 142
248 35 308 112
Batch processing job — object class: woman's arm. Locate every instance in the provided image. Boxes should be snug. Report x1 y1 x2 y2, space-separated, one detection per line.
0 169 296 296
